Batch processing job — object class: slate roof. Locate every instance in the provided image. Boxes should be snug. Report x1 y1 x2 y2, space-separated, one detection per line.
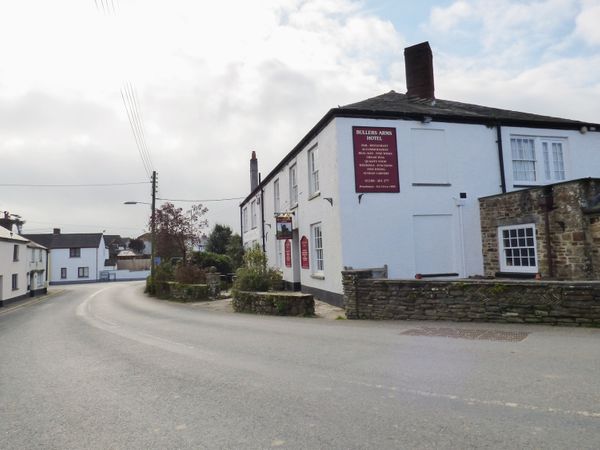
23 233 103 249
0 226 29 243
341 91 596 128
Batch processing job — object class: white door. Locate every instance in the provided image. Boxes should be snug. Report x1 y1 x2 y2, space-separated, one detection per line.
413 214 455 275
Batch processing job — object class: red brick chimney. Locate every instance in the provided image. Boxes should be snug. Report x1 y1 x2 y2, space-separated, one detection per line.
404 42 435 99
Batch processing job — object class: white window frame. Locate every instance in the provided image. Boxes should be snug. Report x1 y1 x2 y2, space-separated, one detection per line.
69 247 81 258
289 163 298 207
78 267 89 278
498 224 538 273
273 179 280 213
250 200 257 229
242 207 248 232
510 136 567 185
308 146 319 196
311 222 324 274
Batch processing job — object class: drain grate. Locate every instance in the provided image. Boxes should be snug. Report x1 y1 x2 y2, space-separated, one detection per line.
400 327 529 342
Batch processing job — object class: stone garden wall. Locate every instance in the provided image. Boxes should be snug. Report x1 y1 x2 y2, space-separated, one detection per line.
342 270 600 327
233 291 315 316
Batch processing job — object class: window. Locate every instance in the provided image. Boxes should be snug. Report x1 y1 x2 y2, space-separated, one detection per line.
78 267 89 278
289 163 298 206
273 179 280 213
510 137 566 184
498 224 538 273
311 222 324 273
70 247 81 258
13 245 19 261
250 200 257 229
308 146 319 195
61 268 67 279
12 274 18 290
242 207 248 232
39 249 43 262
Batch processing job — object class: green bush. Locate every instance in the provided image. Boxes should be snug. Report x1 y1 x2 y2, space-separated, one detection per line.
145 262 174 296
191 251 233 275
232 245 282 295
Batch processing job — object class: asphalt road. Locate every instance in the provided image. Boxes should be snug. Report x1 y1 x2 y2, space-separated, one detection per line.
1 282 600 449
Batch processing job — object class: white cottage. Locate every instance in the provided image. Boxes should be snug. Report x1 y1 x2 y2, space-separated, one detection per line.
24 229 107 284
240 42 600 306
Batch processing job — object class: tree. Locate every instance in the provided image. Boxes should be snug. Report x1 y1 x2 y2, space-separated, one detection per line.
226 233 244 270
128 238 145 254
205 224 233 254
153 202 208 263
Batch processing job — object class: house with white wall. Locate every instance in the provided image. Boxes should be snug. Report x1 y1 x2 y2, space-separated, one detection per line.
27 240 48 296
24 229 107 284
240 42 600 306
0 226 30 305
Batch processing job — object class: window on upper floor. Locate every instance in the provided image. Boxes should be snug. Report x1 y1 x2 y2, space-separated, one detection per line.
273 179 280 213
69 247 81 258
308 146 319 196
510 137 567 185
289 163 298 206
498 224 538 273
242 207 248 232
250 200 257 229
13 245 19 261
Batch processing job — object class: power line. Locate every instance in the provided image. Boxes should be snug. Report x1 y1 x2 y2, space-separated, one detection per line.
157 196 245 203
0 181 150 187
120 87 152 177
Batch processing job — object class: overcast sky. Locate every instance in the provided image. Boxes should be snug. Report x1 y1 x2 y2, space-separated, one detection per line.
1 0 599 238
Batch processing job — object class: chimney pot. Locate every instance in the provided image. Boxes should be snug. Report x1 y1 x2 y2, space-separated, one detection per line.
404 41 435 99
53 228 60 235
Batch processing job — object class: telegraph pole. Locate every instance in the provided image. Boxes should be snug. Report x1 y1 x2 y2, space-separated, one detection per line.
151 170 157 278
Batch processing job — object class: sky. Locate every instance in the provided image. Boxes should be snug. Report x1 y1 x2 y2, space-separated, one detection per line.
1 0 599 238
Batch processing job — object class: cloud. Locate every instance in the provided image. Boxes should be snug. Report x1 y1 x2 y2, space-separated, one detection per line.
575 0 600 45
428 1 473 32
0 0 404 235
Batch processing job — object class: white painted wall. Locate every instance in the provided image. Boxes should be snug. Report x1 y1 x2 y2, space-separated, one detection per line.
49 237 107 283
242 115 600 298
0 239 28 302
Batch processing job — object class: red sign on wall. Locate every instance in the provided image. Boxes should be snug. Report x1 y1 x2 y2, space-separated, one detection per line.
300 236 309 269
284 240 292 268
352 126 399 193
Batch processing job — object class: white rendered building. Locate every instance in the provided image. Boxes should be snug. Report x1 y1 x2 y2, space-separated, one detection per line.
240 42 600 306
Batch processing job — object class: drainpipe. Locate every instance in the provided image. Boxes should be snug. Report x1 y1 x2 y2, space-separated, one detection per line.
541 187 554 278
239 204 244 248
259 173 266 253
496 123 507 194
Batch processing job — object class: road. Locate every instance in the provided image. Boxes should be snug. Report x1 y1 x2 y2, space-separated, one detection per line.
1 282 600 449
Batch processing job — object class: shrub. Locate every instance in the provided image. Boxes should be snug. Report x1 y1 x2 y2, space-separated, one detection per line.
191 251 233 275
174 264 207 284
145 262 174 296
232 245 282 295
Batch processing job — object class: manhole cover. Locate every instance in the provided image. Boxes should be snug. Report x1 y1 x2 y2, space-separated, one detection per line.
400 327 529 342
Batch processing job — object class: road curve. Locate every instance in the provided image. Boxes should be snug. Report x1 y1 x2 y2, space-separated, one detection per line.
1 281 600 449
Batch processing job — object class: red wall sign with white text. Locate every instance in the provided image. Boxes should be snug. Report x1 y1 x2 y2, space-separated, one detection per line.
284 240 292 267
352 126 399 193
300 236 309 269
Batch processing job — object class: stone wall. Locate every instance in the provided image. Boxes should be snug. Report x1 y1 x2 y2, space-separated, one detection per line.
233 291 315 316
342 270 600 326
155 281 210 302
479 178 600 279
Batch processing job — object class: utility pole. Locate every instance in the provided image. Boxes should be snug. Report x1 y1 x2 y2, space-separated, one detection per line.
151 170 157 278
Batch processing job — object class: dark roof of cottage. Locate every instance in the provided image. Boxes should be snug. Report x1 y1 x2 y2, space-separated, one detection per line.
342 91 594 127
23 233 103 249
241 91 600 206
104 234 123 247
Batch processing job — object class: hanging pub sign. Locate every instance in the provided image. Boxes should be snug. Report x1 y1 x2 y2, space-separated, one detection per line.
276 215 293 240
300 236 309 269
352 126 400 193
284 240 292 267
